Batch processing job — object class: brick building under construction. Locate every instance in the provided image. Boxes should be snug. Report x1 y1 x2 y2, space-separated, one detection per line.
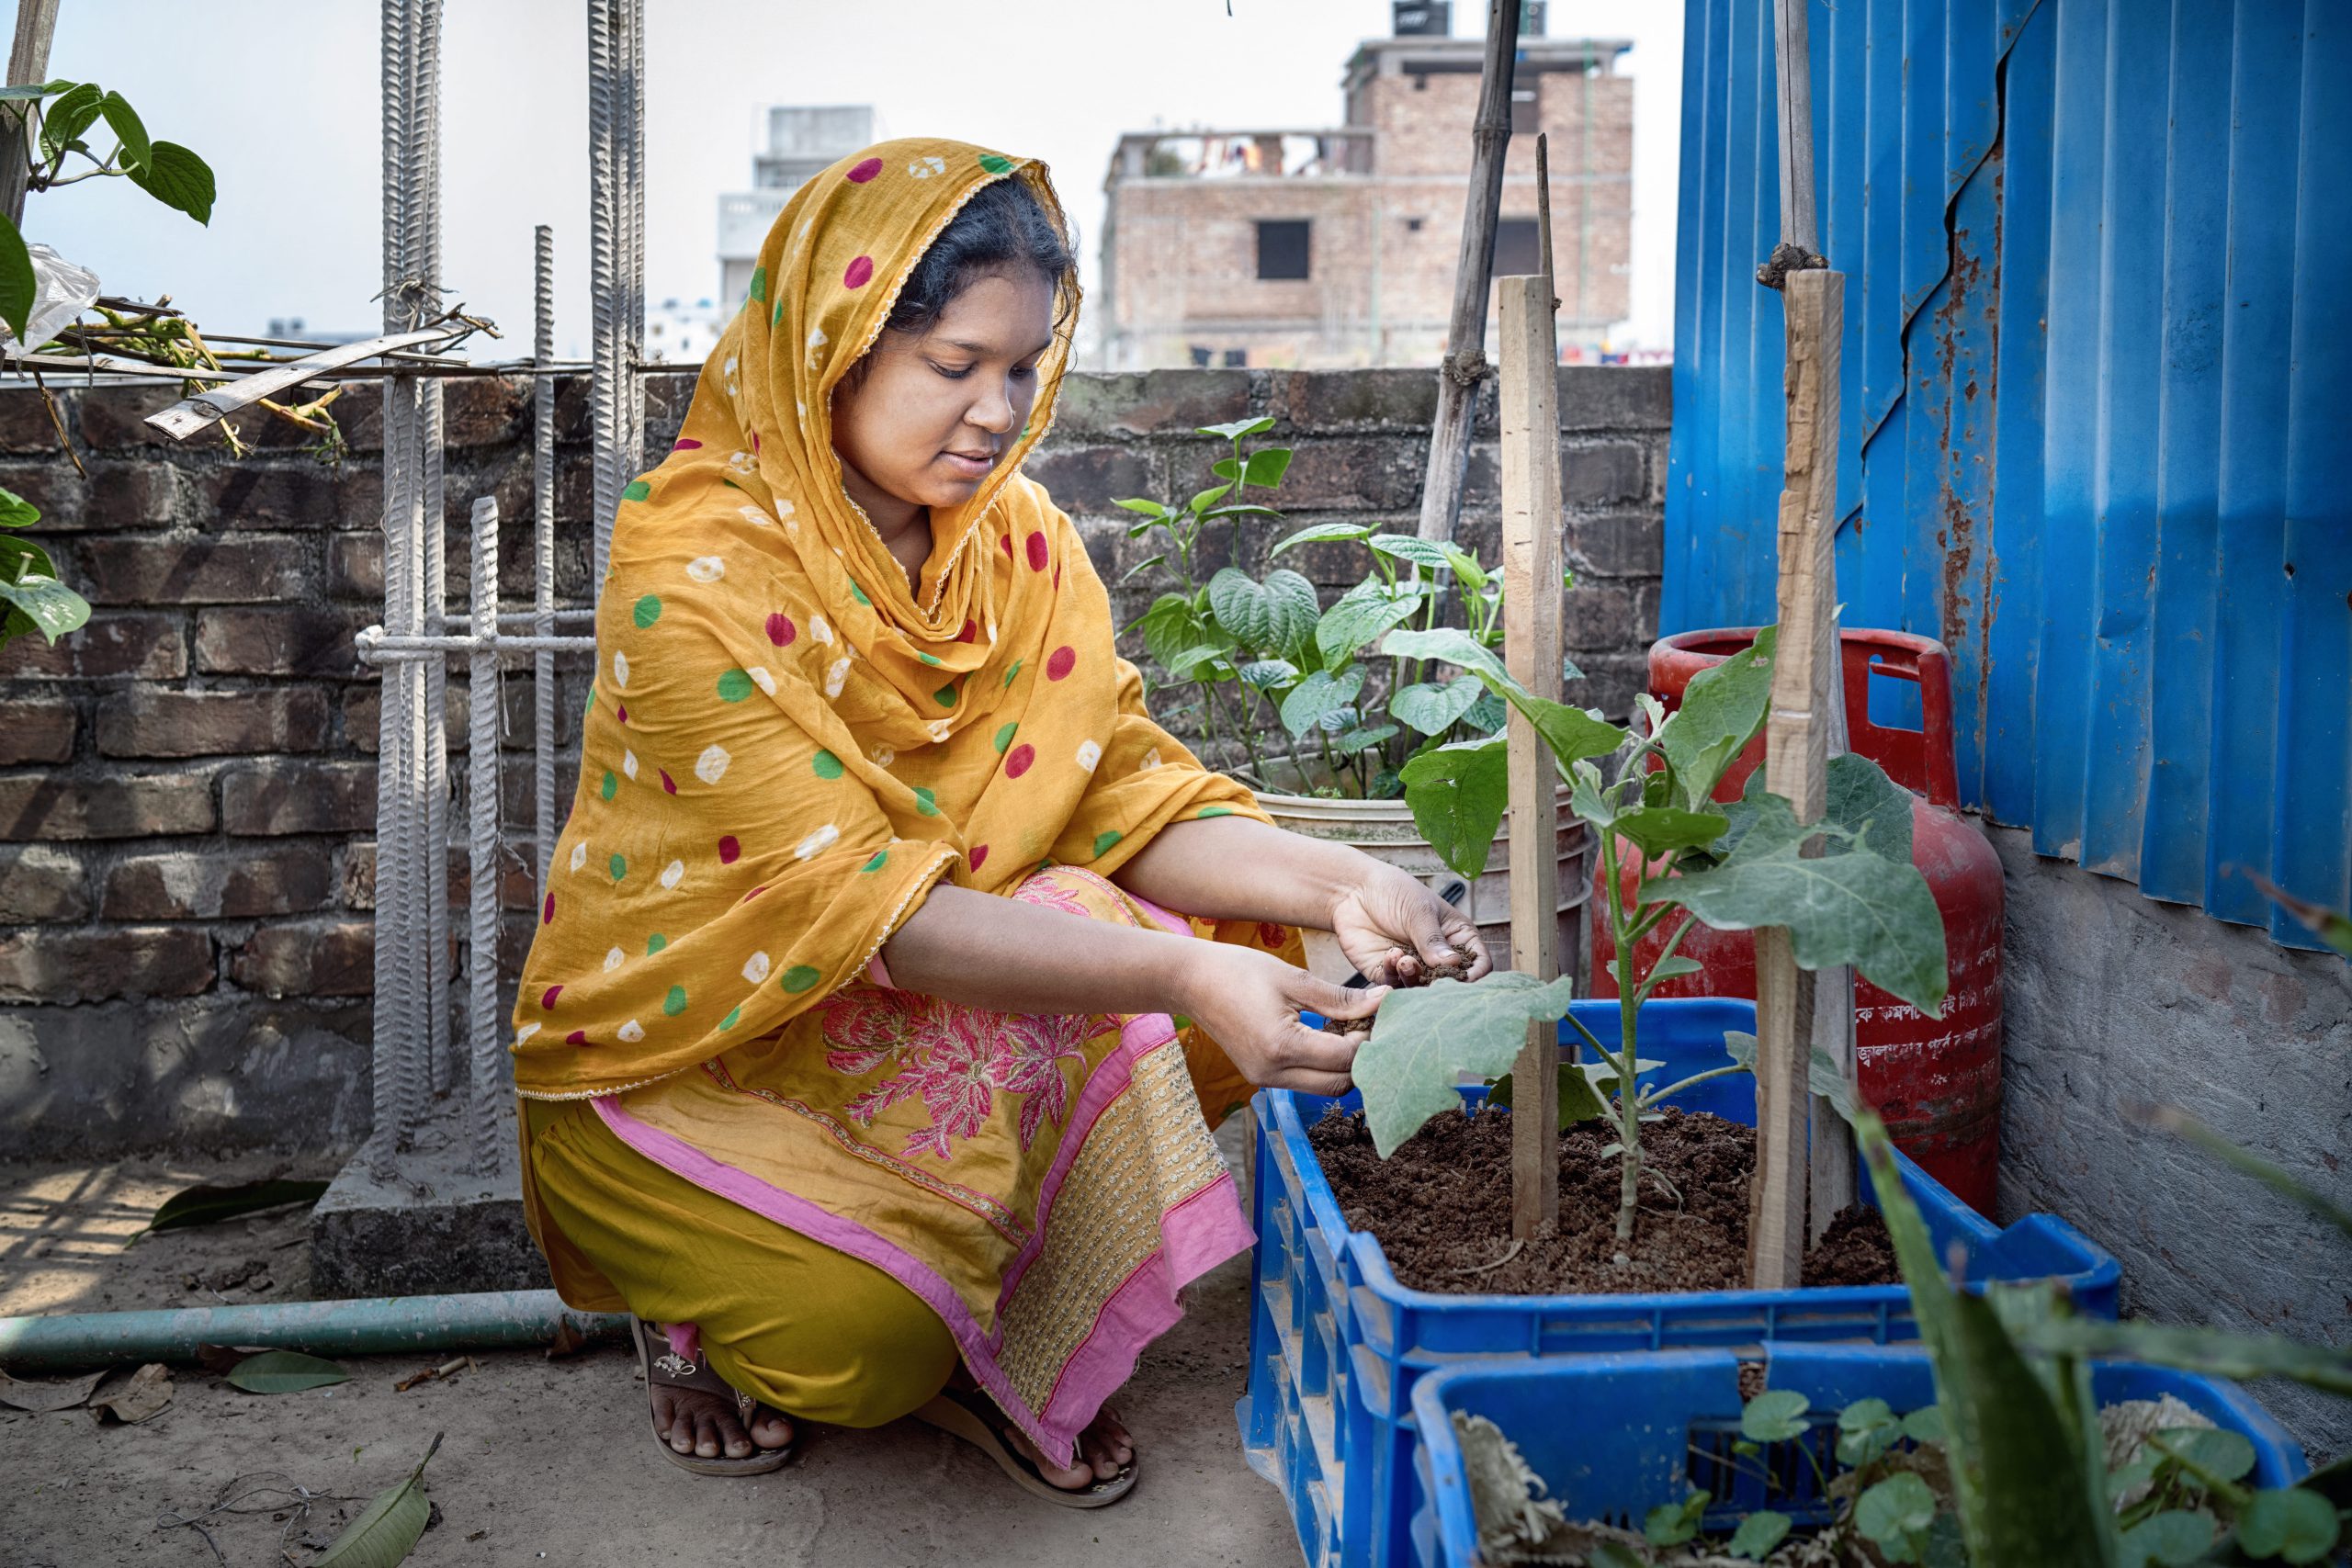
1098 11 1633 371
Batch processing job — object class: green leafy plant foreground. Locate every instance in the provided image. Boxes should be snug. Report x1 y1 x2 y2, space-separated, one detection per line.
0 481 87 655
1359 623 1949 1245
1463 1105 2350 1564
1116 418 1540 796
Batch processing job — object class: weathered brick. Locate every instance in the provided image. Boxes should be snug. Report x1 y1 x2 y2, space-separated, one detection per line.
71 534 313 604
0 844 91 921
326 532 382 599
0 696 74 762
1272 367 1436 430
74 383 186 449
96 688 329 759
232 918 372 998
442 376 530 446
0 612 186 679
1566 509 1664 581
0 771 215 840
0 387 63 453
339 841 376 908
0 925 214 1003
1048 369 1252 439
1276 438 1424 511
1562 580 1648 648
101 845 336 919
194 606 368 677
339 683 473 756
1563 650 1646 722
1557 366 1671 433
1561 440 1651 507
195 465 339 530
334 466 383 529
221 759 377 836
1020 445 1161 518
0 459 178 530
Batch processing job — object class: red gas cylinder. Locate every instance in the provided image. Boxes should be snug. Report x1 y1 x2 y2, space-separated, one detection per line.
1590 629 2005 1213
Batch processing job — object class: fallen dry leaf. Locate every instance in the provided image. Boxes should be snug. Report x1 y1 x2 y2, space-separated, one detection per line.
0 1367 107 1413
544 1320 590 1359
90 1361 174 1424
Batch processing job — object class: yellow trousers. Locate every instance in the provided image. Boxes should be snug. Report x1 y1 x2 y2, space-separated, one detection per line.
523 1098 958 1427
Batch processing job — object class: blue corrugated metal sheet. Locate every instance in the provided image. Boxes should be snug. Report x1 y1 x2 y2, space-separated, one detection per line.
1668 0 2351 945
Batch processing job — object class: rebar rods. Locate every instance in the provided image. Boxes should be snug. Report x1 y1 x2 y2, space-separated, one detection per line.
587 0 645 595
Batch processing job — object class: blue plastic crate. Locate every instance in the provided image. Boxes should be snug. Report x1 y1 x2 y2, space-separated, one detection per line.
1237 997 2123 1568
1410 1344 2311 1568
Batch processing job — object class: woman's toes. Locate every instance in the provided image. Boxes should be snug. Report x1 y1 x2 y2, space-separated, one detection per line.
749 1410 793 1450
692 1411 723 1459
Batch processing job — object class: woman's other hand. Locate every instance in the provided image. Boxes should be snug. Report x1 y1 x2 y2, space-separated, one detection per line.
1174 944 1385 1096
1328 860 1493 988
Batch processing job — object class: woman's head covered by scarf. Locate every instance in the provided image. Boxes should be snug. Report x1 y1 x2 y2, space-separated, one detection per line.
727 138 1079 643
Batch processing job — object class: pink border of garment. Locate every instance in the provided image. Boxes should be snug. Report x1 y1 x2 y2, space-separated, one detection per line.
594 1009 1252 1468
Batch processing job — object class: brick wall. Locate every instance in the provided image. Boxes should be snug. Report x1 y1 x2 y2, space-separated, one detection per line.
0 364 1667 1157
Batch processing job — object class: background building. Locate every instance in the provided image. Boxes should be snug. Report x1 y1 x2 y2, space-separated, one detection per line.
717 104 879 307
1099 6 1633 370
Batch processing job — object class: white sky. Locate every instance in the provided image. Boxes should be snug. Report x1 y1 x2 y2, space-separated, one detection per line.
28 0 1681 361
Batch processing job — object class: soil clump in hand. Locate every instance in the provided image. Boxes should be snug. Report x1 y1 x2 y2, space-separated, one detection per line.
1308 1104 1899 1296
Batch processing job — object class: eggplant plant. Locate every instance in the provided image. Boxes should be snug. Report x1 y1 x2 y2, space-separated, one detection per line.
1114 417 1529 794
1349 624 1951 1247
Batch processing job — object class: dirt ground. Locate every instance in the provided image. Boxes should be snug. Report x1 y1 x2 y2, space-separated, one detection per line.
0 1139 1298 1567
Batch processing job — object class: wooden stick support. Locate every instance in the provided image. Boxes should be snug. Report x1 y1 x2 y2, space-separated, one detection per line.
1498 272 1564 1239
1749 265 1846 1289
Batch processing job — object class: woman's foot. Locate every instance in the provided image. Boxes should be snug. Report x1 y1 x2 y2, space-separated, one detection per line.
651 1379 794 1461
1005 1405 1133 1491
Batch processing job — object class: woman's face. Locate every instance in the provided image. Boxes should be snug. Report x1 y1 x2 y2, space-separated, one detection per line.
831 268 1056 522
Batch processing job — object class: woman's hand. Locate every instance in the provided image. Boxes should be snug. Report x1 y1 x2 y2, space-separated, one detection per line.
1172 942 1386 1096
1327 859 1493 988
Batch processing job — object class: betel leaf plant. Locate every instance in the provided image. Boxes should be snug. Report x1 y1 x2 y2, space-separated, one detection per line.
1350 623 1950 1247
0 480 85 653
1463 1101 2350 1565
0 78 215 341
1115 417 1549 795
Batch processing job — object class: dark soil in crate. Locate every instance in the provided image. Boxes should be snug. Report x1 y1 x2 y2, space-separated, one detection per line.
1309 1104 1898 1296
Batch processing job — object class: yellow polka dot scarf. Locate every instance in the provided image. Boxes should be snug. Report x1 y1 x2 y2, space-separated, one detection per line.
511 138 1264 1100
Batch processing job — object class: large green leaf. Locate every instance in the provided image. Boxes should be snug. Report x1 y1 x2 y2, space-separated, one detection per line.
2234 1488 2338 1563
1241 446 1293 487
1483 1058 1608 1128
1316 580 1424 665
1353 972 1578 1156
1366 533 1454 570
225 1350 350 1393
1399 738 1507 880
311 1434 440 1567
1854 1111 2118 1568
1237 658 1299 693
38 82 101 164
98 91 150 170
0 211 33 343
1826 750 1917 861
129 140 215 224
0 571 89 645
1269 521 1372 558
1258 570 1320 660
1650 784 1949 1016
1197 415 1274 442
1280 666 1364 738
1389 679 1482 736
2018 1318 2352 1398
143 1177 330 1235
1654 626 1778 809
1610 804 1731 860
0 483 40 530
1137 592 1210 672
1385 626 1627 768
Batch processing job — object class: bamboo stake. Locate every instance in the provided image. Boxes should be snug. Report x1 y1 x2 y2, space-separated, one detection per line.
0 0 61 228
1751 0 1856 1285
1414 0 1521 545
1500 263 1563 1238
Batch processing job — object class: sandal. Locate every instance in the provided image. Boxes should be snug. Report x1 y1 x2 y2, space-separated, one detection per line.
913 1384 1136 1508
634 1318 793 1476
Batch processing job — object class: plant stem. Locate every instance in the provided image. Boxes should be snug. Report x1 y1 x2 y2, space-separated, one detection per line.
1604 824 1644 1243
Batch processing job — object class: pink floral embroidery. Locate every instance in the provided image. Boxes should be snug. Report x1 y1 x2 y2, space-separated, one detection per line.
820 988 1091 1160
1012 874 1091 919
